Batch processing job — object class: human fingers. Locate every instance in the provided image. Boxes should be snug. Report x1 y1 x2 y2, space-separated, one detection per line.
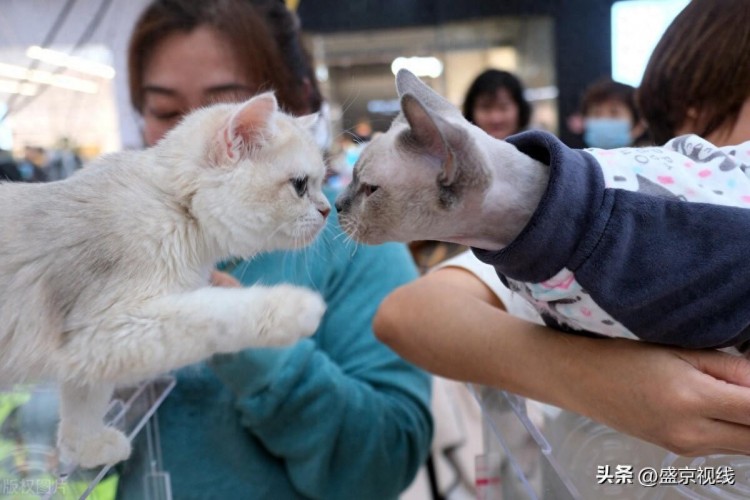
663 419 750 457
210 270 241 288
699 375 750 427
674 349 750 426
678 348 750 388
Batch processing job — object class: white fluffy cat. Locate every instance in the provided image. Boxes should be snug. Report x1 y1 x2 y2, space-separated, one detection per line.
0 93 329 468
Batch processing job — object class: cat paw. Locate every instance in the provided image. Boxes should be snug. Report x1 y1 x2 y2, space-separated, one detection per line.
295 289 327 336
266 286 326 345
58 427 131 469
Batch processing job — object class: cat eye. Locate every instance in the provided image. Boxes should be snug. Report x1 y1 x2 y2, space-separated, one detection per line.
362 183 379 197
291 176 308 197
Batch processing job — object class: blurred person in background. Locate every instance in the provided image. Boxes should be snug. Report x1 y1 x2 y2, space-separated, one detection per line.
17 146 47 182
462 68 531 140
45 137 83 182
0 149 21 182
580 77 649 148
116 1 431 499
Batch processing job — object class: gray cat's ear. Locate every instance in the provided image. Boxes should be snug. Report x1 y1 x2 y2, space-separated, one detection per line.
395 69 459 117
222 92 279 162
401 93 459 186
395 69 421 97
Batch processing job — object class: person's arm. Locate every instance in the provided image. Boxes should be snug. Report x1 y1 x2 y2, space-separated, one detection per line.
210 243 432 499
375 267 750 457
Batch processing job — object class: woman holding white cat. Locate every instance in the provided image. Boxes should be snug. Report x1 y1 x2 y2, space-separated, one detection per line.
374 0 750 458
115 1 432 499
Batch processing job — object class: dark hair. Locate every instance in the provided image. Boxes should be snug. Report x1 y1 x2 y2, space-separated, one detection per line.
462 69 531 132
128 0 315 115
247 0 323 113
637 0 750 144
580 77 640 123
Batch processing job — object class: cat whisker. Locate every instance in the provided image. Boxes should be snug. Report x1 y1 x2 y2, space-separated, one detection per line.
339 89 362 123
298 233 320 293
332 229 349 242
232 219 295 284
261 219 293 248
337 219 361 259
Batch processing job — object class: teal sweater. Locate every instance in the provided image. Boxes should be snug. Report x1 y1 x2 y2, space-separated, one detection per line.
117 193 432 499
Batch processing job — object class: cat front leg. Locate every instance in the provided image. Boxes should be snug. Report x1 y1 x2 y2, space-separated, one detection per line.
137 283 326 354
57 381 131 468
61 284 325 383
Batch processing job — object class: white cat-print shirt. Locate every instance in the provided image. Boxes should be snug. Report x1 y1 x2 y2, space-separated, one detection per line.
472 131 750 349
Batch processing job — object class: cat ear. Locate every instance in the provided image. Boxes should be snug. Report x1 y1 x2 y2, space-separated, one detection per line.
401 93 459 186
222 92 279 162
395 69 459 117
294 112 320 132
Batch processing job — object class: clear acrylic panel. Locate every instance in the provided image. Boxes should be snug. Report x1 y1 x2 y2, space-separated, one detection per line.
470 385 750 500
0 376 175 500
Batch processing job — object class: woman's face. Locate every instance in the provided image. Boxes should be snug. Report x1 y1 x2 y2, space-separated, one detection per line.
141 27 257 146
472 87 521 140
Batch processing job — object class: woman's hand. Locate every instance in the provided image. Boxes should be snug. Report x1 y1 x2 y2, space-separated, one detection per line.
374 267 750 457
558 337 750 457
210 270 241 288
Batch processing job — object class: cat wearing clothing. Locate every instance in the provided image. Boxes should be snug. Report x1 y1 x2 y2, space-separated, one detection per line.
0 93 329 468
337 69 750 351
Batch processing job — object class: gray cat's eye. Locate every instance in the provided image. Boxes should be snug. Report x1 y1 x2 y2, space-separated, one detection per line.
291 176 308 197
362 183 379 197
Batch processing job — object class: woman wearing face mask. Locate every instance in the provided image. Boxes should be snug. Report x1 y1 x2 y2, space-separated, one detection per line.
115 1 432 499
580 77 649 149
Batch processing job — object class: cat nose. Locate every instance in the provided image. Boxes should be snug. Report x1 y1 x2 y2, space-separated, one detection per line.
318 206 331 219
334 196 348 213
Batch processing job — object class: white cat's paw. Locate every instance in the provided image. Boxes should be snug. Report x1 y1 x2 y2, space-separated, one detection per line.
267 286 326 345
58 427 131 469
295 289 327 336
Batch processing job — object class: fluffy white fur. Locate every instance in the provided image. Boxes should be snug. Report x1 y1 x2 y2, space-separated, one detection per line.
0 93 330 468
335 69 548 250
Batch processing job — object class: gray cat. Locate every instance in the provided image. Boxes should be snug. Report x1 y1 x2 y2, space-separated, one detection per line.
337 69 750 350
0 93 328 468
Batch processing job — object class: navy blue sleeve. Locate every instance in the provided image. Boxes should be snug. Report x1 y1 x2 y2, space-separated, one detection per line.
472 130 608 282
575 190 750 348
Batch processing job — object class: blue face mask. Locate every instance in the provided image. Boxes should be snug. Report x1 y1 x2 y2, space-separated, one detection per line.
583 118 633 149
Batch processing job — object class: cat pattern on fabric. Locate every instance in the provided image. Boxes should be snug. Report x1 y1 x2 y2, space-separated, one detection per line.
336 69 750 351
0 93 329 468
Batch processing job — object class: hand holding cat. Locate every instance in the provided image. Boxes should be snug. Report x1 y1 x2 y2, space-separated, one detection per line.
376 271 750 456
210 270 241 287
559 338 750 457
